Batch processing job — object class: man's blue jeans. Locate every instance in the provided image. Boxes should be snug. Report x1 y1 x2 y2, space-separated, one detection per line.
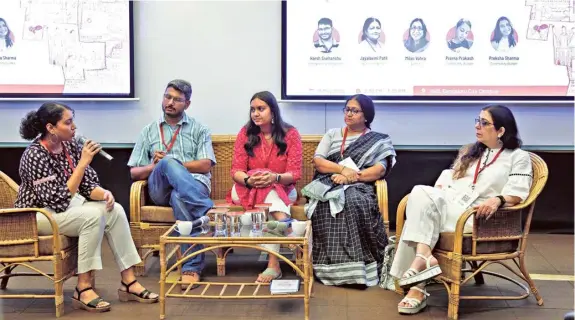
148 157 213 274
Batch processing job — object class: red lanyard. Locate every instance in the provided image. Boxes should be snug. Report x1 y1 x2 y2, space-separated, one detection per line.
62 146 75 178
160 124 181 153
340 127 367 157
40 141 76 178
472 148 504 187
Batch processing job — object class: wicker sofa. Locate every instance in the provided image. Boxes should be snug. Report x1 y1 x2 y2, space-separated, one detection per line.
129 134 391 276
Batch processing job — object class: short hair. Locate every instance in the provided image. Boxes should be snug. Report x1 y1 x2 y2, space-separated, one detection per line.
318 18 332 27
166 79 192 101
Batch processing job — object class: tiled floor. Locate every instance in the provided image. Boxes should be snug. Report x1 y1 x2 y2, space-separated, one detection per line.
0 233 573 320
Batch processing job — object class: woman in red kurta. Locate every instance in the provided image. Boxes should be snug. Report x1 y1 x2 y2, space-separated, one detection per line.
226 91 303 283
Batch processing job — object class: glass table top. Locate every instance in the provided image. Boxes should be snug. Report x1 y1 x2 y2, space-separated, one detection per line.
166 219 308 239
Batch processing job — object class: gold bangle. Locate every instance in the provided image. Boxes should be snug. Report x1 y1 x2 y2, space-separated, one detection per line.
340 165 345 173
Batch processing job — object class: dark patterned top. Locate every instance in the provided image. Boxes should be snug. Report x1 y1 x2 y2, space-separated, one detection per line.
14 139 100 213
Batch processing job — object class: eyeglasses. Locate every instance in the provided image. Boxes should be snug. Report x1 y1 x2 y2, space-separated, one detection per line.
343 107 362 115
475 118 492 127
163 93 186 103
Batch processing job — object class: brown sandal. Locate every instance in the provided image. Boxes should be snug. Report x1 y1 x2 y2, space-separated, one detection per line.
180 271 201 291
71 286 111 312
118 279 158 304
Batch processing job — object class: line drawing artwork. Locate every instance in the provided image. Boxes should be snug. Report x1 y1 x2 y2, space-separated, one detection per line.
526 0 575 94
16 0 129 93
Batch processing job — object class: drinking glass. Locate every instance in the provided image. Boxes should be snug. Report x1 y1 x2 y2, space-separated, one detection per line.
228 213 242 237
214 211 227 237
250 210 265 237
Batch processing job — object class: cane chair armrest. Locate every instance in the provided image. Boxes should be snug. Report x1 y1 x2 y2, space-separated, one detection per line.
130 180 148 223
0 208 62 254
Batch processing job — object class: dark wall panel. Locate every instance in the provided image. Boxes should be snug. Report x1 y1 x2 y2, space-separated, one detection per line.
0 148 572 233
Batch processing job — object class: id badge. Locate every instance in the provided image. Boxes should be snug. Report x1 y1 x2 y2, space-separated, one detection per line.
68 193 86 209
338 157 360 172
454 185 479 210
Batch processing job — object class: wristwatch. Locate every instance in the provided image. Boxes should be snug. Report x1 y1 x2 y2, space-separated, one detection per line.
496 195 506 207
244 176 252 189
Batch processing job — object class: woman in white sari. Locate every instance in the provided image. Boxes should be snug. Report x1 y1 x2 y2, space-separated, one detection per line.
390 105 533 315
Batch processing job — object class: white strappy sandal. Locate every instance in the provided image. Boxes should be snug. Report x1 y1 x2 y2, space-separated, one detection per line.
398 286 430 315
398 253 442 288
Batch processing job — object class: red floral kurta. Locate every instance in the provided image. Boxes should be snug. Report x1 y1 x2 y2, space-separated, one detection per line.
226 126 303 209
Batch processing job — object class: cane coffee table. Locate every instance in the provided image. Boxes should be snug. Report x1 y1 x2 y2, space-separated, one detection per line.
158 220 313 320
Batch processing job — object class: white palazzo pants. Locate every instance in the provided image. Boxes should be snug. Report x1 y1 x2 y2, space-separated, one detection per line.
390 185 473 279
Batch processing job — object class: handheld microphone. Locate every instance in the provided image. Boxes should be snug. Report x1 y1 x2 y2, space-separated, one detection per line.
75 135 114 161
191 216 210 229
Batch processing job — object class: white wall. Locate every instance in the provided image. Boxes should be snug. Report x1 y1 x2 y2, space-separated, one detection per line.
0 1 572 148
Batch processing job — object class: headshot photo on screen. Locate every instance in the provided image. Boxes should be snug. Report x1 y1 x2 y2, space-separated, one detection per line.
490 16 518 52
313 17 340 53
0 17 15 52
404 18 430 53
358 17 385 53
446 19 474 52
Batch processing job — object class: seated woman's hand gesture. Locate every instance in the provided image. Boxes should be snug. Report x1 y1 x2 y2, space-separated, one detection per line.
341 166 359 183
474 197 503 220
330 173 348 185
250 172 276 188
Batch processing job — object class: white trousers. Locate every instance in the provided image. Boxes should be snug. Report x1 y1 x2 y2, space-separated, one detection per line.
390 185 472 279
37 201 142 274
231 185 297 253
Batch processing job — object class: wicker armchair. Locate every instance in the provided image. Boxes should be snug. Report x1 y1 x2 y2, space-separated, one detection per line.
130 135 391 276
394 152 548 319
0 171 79 317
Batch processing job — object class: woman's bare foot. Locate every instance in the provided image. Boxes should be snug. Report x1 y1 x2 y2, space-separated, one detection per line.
256 265 282 283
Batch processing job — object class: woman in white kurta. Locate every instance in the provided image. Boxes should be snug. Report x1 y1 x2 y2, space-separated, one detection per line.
390 105 533 315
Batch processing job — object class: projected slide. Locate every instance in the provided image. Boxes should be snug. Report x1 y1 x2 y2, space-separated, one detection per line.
282 0 575 99
0 0 132 97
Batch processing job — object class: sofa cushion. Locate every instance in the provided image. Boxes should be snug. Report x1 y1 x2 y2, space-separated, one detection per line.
0 235 77 257
437 232 519 254
140 200 237 223
141 206 175 223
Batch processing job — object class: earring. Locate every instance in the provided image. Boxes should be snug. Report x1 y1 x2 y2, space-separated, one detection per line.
497 136 503 145
271 118 275 125
49 133 59 144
